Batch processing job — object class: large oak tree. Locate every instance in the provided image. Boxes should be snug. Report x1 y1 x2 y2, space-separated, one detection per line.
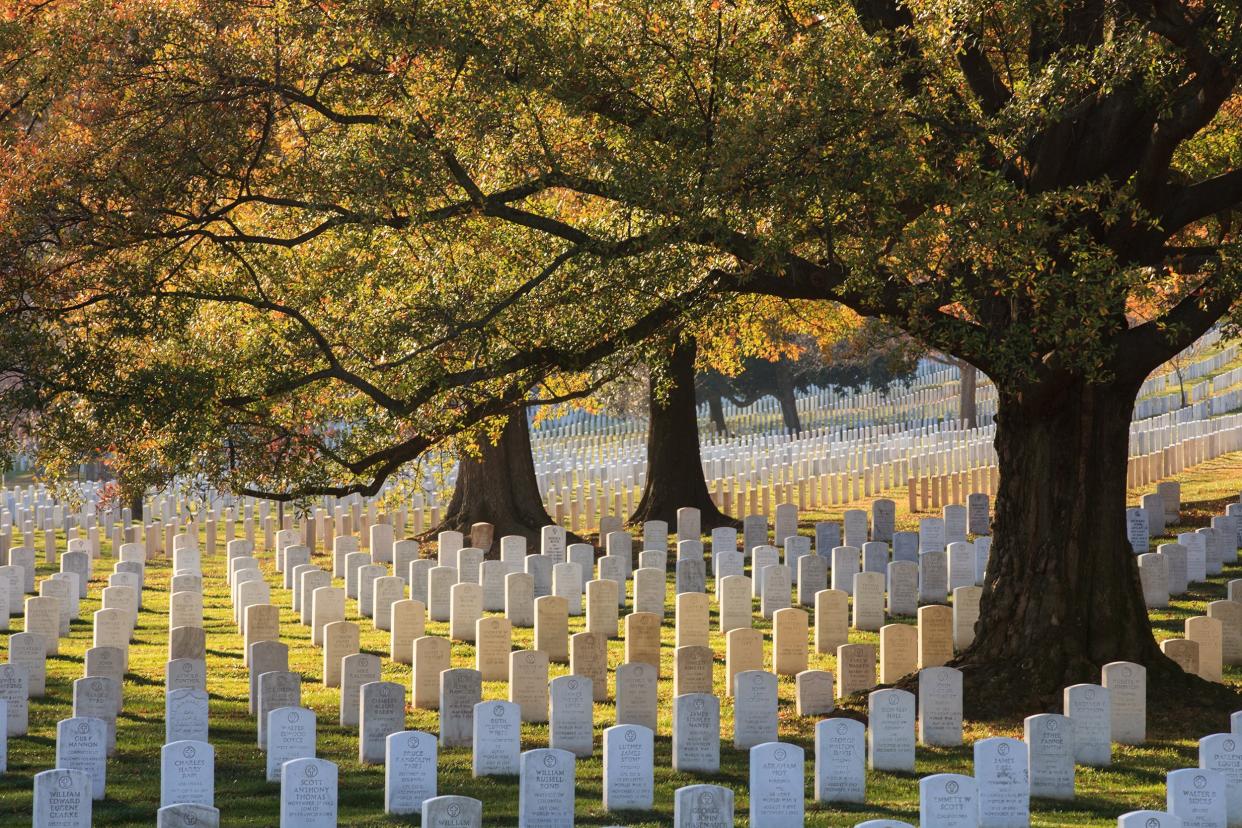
4 0 1242 713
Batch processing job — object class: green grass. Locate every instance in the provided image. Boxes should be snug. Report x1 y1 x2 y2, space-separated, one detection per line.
1 455 1241 825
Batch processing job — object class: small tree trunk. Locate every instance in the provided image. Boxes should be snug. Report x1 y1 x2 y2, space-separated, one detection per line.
128 489 144 522
630 337 738 531
432 412 555 553
775 359 802 435
959 362 978 428
707 393 730 436
948 376 1238 718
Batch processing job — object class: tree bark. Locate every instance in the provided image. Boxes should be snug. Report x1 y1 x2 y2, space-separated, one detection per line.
431 412 555 553
959 362 978 428
775 358 802 434
706 392 729 436
947 376 1238 717
630 337 739 531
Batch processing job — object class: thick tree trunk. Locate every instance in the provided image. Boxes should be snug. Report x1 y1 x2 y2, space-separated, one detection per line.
128 489 144 522
431 412 554 553
775 359 802 435
706 393 729 436
959 362 978 428
630 337 738 532
948 376 1238 718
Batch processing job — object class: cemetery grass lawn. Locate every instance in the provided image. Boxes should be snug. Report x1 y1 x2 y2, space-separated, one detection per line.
1 456 1240 825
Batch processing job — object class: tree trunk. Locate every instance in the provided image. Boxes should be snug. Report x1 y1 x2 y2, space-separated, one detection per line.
707 392 729 436
431 412 555 553
948 376 1238 718
775 359 802 434
128 489 144 522
959 362 978 428
630 337 739 532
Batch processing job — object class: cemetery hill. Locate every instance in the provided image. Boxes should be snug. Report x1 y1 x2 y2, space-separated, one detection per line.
3 2 1242 826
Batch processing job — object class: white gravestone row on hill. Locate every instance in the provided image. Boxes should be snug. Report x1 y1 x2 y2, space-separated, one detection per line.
17 481 1242 827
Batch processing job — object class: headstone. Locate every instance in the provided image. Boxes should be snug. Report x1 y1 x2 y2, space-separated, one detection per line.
170 657 209 695
475 616 513 682
1024 713 1074 800
837 643 877 698
1162 543 1190 596
918 605 954 668
748 742 805 828
733 670 778 750
603 724 655 811
72 677 118 754
439 668 482 747
797 554 828 607
161 740 214 807
919 773 979 828
509 650 550 723
56 717 107 800
1138 553 1169 608
33 769 92 828
616 661 659 733
1116 813 1183 828
773 607 809 675
339 652 381 728
674 784 734 828
266 706 316 782
974 736 1030 828
919 549 948 604
868 688 916 771
505 572 535 627
815 588 848 653
1187 615 1224 682
166 688 210 744
279 758 337 828
517 748 575 828
157 804 220 828
549 675 594 758
569 632 609 702
257 671 301 749
384 730 437 815
472 700 521 777
831 546 859 595
814 717 865 803
411 636 451 709
1102 661 1146 745
880 623 918 685
1164 638 1201 676
852 571 885 632
919 666 963 747
967 493 990 535
422 796 483 828
718 574 752 634
359 681 406 764
1198 733 1242 827
672 692 720 773
322 621 359 689
1167 768 1226 828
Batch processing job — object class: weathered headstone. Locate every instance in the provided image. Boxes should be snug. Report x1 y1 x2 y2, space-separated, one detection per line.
384 729 437 816
748 742 804 828
279 758 337 828
266 706 316 782
603 723 654 811
814 718 864 803
868 688 916 772
440 668 483 747
517 748 575 828
1024 713 1074 800
161 740 214 807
